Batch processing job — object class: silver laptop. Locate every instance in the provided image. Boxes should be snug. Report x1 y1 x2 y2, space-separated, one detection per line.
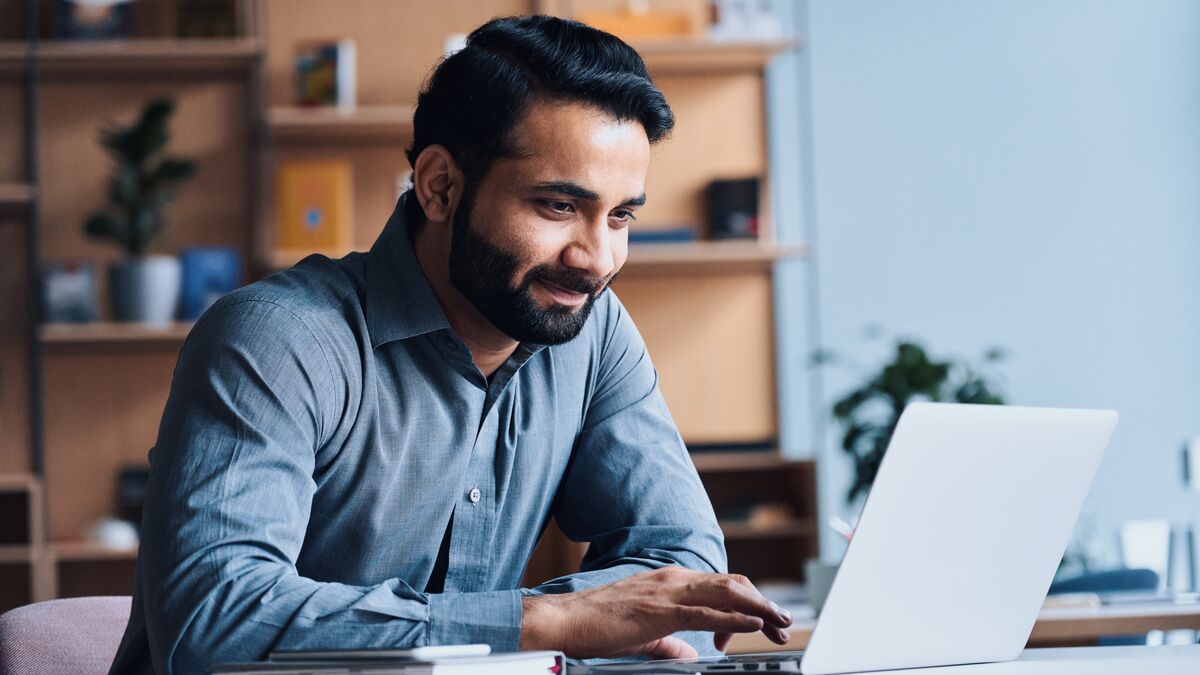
579 402 1118 674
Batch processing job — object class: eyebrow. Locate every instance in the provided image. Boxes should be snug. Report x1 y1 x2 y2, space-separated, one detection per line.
532 181 646 207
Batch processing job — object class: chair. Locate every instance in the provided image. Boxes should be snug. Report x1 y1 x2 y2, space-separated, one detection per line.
0 596 131 675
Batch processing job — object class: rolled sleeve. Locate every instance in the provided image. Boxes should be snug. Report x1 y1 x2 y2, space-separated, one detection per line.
427 589 524 652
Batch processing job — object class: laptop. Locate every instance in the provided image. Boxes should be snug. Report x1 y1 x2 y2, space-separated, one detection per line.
576 402 1118 674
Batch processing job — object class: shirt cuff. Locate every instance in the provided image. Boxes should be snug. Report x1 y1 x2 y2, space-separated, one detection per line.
426 589 523 652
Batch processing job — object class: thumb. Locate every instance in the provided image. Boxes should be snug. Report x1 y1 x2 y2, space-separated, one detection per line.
637 635 699 660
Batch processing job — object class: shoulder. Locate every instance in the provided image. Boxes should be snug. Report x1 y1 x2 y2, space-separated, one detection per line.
188 255 366 375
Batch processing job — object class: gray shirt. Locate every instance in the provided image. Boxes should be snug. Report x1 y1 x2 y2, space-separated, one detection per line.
110 200 727 674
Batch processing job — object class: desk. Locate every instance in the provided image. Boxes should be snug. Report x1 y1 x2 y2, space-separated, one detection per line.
857 645 1200 674
727 600 1200 653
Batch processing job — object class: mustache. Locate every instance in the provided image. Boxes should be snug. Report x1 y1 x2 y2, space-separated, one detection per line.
528 266 611 296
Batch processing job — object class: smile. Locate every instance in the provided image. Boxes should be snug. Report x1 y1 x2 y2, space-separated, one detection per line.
535 278 589 307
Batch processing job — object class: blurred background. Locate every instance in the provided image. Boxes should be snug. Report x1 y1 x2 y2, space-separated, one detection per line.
1 0 1198 646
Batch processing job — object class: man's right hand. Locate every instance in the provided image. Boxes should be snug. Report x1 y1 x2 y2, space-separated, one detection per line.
519 566 793 660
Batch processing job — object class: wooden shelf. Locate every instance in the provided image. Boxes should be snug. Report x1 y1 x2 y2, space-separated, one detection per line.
0 545 35 564
30 38 261 75
0 41 30 74
0 473 38 492
720 519 816 541
264 248 356 271
50 541 137 562
692 451 797 472
40 321 194 346
267 105 415 140
0 183 36 205
624 241 806 271
262 242 802 274
631 37 798 74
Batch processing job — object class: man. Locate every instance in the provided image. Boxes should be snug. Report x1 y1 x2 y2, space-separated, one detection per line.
110 15 792 675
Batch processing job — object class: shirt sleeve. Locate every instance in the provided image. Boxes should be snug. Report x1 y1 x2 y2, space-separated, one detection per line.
524 292 728 656
134 298 522 675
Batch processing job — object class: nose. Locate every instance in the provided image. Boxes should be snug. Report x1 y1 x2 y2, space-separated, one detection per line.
562 219 616 280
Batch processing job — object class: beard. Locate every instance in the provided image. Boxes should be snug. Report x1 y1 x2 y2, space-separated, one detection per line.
448 191 612 345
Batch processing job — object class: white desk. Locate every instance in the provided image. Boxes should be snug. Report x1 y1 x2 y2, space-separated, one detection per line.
729 599 1200 653
866 645 1199 674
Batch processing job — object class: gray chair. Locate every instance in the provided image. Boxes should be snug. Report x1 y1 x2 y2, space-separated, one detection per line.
0 596 131 675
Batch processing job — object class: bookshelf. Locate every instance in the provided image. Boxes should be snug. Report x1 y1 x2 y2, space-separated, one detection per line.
4 0 817 606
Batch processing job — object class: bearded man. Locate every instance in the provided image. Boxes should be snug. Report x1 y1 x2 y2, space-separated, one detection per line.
110 15 791 675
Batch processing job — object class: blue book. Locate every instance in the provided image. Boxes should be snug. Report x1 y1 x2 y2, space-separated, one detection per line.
628 227 697 244
180 247 241 321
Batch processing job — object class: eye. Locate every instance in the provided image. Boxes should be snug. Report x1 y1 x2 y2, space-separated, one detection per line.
610 209 637 227
539 199 575 215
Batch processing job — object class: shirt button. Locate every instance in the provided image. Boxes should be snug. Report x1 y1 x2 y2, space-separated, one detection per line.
468 487 481 503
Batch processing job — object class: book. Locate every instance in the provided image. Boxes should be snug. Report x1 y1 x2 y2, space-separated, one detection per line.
180 246 241 320
628 227 697 244
295 39 357 108
41 260 98 323
275 159 354 258
212 650 564 675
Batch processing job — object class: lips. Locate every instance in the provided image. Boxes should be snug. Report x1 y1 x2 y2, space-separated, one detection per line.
536 278 589 306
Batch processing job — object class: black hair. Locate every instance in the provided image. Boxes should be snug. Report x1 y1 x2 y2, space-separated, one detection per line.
403 14 674 228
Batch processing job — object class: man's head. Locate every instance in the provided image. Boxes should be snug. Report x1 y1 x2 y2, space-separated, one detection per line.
405 15 673 345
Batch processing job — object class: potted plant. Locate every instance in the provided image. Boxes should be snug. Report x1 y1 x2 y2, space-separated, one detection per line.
816 336 1008 504
84 98 196 324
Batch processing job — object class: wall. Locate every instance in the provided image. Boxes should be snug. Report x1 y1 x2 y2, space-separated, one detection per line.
780 0 1200 559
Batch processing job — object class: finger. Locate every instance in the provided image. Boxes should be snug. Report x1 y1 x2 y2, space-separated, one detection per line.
639 635 699 660
729 575 794 630
683 575 790 628
675 605 764 634
714 631 733 652
762 622 791 645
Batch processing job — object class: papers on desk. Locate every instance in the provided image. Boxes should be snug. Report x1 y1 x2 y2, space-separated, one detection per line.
211 650 564 674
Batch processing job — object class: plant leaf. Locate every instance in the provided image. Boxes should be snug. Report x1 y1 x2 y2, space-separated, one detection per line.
83 212 120 241
152 157 196 183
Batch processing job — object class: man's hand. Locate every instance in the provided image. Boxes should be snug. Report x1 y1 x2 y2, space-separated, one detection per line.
519 566 792 660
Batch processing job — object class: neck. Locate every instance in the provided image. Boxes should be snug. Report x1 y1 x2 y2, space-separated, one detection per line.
412 220 518 378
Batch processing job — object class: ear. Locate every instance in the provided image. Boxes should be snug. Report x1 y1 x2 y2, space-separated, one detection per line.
412 144 464 224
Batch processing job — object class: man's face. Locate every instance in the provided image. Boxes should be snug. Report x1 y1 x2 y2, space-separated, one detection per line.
448 100 651 345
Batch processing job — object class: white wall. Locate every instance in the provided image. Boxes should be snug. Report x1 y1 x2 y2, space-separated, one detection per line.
776 0 1200 561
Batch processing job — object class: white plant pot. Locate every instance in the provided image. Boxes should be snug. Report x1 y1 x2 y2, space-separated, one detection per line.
109 255 181 324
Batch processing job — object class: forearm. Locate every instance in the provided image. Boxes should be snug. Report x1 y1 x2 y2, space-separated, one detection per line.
153 557 523 673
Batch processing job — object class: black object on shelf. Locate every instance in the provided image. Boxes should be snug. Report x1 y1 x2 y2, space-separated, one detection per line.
117 466 150 529
707 177 760 240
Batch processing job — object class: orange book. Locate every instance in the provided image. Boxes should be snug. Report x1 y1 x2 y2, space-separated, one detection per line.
275 159 353 254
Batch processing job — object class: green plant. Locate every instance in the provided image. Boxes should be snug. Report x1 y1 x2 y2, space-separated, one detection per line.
815 335 1008 504
83 98 196 256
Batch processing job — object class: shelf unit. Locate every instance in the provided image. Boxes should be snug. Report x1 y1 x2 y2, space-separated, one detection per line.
0 475 48 612
3 0 265 603
4 0 816 607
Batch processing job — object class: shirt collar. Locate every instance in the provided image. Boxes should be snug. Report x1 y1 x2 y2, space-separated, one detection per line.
365 196 452 348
